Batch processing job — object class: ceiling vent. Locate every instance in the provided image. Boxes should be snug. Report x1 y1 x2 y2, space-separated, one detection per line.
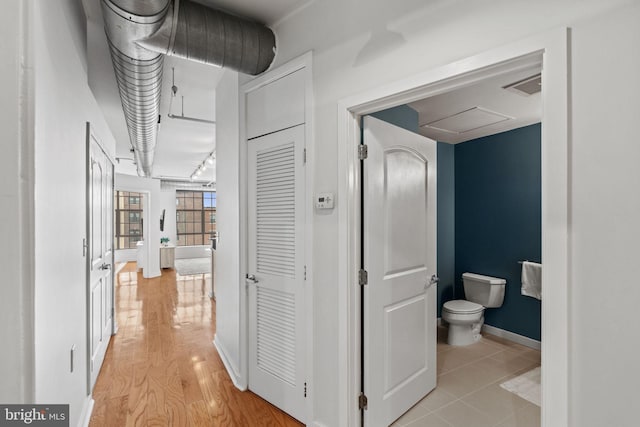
503 73 542 96
420 107 512 134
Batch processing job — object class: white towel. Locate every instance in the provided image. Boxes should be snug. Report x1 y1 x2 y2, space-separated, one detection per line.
521 261 542 300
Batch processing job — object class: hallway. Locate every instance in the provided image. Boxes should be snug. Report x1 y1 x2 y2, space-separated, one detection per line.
89 263 302 426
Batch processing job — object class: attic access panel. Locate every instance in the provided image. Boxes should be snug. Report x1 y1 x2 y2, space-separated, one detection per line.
420 107 512 134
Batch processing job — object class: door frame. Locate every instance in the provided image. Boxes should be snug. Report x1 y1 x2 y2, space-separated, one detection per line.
85 122 116 393
114 186 152 278
337 29 569 426
238 52 315 422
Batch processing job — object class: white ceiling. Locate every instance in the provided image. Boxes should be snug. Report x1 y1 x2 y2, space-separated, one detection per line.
86 0 540 180
193 0 313 26
84 0 311 181
409 63 542 144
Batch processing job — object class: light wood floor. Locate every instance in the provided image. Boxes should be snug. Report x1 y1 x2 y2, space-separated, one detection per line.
89 263 303 427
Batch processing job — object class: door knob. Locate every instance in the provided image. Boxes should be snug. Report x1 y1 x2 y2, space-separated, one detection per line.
99 263 111 270
425 274 439 290
246 274 259 284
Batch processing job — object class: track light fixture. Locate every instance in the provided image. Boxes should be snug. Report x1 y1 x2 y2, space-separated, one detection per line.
190 151 216 181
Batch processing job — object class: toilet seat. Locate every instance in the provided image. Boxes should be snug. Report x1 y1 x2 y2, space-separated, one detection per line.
443 300 483 314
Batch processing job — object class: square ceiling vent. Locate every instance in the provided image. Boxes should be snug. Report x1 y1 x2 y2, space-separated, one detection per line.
420 107 512 134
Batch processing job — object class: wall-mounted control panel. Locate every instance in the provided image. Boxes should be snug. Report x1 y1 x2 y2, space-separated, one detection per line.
315 193 335 210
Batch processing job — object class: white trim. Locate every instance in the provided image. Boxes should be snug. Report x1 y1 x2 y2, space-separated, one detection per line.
337 29 569 427
112 187 157 279
78 396 94 427
302 53 316 424
239 51 315 423
482 324 542 351
214 336 246 390
437 318 541 350
241 52 311 94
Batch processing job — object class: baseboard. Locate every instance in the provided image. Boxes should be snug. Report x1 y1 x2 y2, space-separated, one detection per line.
213 335 246 391
439 317 541 350
78 396 94 427
481 324 541 350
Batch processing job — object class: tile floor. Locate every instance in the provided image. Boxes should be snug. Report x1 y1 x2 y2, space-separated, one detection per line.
391 327 541 427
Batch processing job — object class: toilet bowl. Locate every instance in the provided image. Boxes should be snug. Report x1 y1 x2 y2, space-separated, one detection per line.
442 300 485 346
442 272 506 346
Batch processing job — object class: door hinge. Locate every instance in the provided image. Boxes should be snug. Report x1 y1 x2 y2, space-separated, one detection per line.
303 148 307 164
358 392 368 410
304 265 307 281
304 382 307 398
82 238 88 257
358 269 368 286
358 144 368 160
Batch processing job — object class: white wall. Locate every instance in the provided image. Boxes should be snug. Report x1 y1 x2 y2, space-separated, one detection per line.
0 0 34 404
31 0 116 425
114 183 213 264
114 184 178 264
213 70 244 385
267 1 638 425
570 6 640 426
115 174 163 278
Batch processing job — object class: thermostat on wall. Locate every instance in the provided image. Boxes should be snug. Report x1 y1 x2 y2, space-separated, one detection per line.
315 193 335 209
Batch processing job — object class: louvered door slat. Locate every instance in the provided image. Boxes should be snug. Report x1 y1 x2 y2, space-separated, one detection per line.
248 124 305 423
256 287 297 385
255 141 296 279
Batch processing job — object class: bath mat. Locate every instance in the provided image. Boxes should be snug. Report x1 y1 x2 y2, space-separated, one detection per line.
175 258 211 276
500 366 541 407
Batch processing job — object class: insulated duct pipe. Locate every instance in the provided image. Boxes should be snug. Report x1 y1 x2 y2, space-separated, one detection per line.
101 0 276 176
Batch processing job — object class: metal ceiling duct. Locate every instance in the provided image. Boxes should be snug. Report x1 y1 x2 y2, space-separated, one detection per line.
101 0 276 176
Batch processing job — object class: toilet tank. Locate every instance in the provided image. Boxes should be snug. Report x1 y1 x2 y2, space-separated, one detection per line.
462 272 506 308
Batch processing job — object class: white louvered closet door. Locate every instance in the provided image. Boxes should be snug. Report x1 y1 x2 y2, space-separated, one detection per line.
247 124 306 423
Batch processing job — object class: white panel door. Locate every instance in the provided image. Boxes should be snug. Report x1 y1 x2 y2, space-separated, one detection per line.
247 124 306 423
363 116 437 426
87 129 114 391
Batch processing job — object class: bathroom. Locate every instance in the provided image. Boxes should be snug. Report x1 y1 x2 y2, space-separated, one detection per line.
368 100 543 425
369 108 541 349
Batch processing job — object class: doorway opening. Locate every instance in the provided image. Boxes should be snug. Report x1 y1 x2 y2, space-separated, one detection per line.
361 57 543 425
338 29 569 427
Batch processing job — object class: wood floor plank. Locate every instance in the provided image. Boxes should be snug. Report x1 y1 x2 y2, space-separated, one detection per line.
104 395 128 427
177 353 204 404
88 263 303 427
188 400 211 427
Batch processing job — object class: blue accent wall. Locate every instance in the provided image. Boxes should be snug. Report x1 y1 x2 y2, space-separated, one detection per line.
454 124 541 340
370 105 419 133
437 143 455 317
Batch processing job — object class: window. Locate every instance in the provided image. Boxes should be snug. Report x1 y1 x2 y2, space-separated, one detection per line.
114 191 144 249
176 190 217 246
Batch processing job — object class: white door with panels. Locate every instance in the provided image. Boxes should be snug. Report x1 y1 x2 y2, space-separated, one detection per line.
87 127 114 391
363 116 438 426
247 124 306 423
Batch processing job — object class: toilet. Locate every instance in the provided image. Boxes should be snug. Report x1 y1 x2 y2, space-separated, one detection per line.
442 272 506 346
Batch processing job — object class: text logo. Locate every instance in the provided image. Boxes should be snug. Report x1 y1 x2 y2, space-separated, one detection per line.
0 405 68 427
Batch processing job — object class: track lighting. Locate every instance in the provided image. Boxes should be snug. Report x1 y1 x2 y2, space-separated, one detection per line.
190 150 216 180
